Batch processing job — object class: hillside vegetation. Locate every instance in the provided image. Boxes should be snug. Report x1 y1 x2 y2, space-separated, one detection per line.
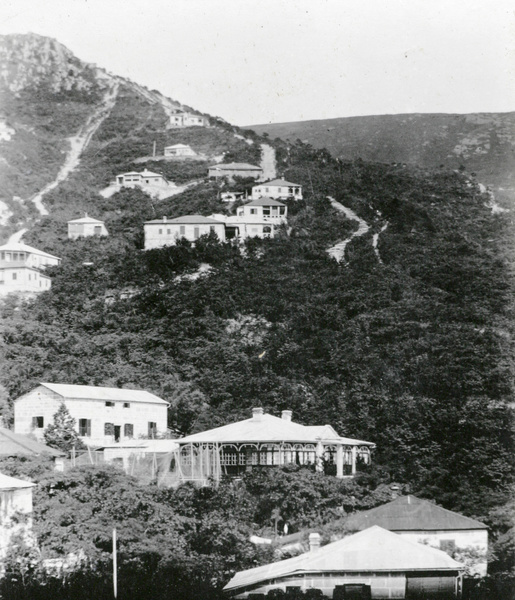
246 112 515 207
0 33 513 599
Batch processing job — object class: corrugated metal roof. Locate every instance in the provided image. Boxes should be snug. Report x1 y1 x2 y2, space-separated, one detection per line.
40 383 168 405
145 215 225 225
0 472 35 490
0 428 65 457
244 197 286 207
0 242 60 260
209 163 262 171
178 412 374 446
255 179 300 187
224 526 464 591
345 495 487 532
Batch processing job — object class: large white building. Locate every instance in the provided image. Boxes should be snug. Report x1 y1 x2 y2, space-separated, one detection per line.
0 242 60 295
67 214 109 239
251 179 303 201
14 383 169 447
144 215 226 249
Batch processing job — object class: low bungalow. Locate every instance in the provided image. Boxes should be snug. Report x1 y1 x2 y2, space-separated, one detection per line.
14 383 168 447
164 144 197 157
144 215 226 249
224 526 465 599
0 242 60 295
168 112 208 128
252 179 303 201
115 169 169 188
67 214 108 239
208 163 263 181
171 408 375 486
344 495 489 576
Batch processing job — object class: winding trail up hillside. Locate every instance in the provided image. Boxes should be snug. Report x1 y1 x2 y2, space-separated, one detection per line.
260 143 276 180
326 197 370 263
372 223 388 264
28 80 119 216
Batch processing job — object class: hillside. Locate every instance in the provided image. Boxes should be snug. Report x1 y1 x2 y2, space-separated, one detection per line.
0 33 513 595
246 113 515 207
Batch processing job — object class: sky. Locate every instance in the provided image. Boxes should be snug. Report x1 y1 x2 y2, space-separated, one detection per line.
1 0 514 126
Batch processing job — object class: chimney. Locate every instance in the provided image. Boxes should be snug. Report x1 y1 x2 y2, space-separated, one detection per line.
281 410 292 422
162 216 167 222
390 484 400 499
252 407 264 421
309 533 321 552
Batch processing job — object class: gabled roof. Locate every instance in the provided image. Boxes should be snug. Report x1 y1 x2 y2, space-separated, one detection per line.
36 383 168 405
0 428 65 457
209 163 262 171
67 216 105 224
145 215 225 225
0 242 60 261
344 495 488 532
224 526 464 591
254 179 300 187
178 411 374 446
244 197 286 207
0 472 35 490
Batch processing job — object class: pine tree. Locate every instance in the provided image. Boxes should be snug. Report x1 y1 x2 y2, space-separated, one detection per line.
44 403 85 453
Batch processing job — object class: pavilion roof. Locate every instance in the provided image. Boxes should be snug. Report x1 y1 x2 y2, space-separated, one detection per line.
178 410 374 446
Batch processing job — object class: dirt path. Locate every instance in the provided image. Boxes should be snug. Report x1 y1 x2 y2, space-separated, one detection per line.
326 197 370 263
372 223 388 264
260 143 276 180
7 228 27 244
28 80 119 216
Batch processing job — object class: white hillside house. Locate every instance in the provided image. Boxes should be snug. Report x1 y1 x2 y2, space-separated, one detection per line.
116 169 169 189
168 112 208 128
68 214 108 239
0 473 35 562
212 197 287 240
252 179 303 200
14 383 168 447
164 144 197 157
0 242 60 295
144 215 226 249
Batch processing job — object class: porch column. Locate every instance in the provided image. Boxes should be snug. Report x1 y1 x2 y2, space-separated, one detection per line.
351 446 357 476
279 443 284 466
315 441 324 472
336 444 344 479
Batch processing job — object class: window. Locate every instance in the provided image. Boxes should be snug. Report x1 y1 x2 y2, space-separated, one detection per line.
280 207 286 215
210 226 215 232
105 401 115 407
194 227 200 240
79 419 91 436
180 226 185 235
12 273 17 280
265 188 269 193
263 207 270 216
123 402 130 408
159 229 163 235
250 208 257 215
32 416 44 429
124 424 134 438
148 422 157 437
167 229 171 234
104 422 114 436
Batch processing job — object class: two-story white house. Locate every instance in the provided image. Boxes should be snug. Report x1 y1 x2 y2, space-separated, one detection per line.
67 214 109 239
115 169 169 189
168 112 208 128
14 383 169 447
0 242 60 295
144 215 226 249
252 179 303 201
212 197 287 240
164 144 197 157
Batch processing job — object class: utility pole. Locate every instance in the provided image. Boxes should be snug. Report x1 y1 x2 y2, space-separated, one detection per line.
113 528 118 599
153 141 156 158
